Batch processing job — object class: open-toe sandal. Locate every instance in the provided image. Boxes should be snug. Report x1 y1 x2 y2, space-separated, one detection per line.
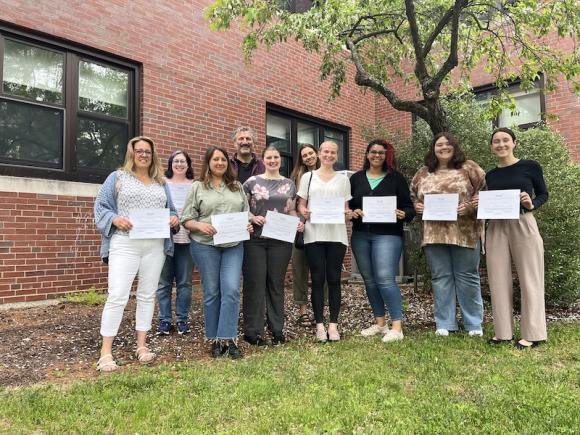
96 354 118 373
135 346 155 364
297 314 313 327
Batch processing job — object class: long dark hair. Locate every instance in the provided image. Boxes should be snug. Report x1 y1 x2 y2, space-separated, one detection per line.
362 139 396 174
165 150 194 179
199 146 240 191
290 143 320 185
424 132 466 172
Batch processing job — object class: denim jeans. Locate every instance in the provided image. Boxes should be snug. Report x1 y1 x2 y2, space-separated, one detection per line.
351 231 403 321
424 243 483 331
156 243 194 323
190 240 243 340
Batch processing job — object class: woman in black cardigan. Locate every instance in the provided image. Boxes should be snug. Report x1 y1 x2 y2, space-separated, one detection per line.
349 139 415 342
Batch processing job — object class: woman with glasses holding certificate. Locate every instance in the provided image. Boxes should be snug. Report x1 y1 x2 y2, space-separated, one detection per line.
349 139 415 342
94 136 180 372
297 141 352 343
156 150 195 336
242 146 304 346
411 132 486 337
474 127 548 349
181 146 251 360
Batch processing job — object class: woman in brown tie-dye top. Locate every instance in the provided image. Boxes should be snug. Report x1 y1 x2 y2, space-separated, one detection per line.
411 132 486 337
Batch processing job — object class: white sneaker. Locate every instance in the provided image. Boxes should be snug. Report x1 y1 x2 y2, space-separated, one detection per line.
382 330 404 343
435 328 449 336
468 329 483 337
361 324 389 337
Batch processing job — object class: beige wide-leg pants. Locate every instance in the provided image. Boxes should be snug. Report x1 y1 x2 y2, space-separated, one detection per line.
486 212 547 341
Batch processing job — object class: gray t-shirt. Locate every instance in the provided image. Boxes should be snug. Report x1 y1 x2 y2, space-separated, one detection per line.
243 175 297 238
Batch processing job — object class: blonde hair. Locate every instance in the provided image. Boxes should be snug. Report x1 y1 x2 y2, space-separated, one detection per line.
121 136 165 184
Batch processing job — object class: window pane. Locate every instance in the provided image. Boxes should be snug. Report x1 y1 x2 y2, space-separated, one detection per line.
2 39 64 104
79 61 128 118
280 156 291 178
297 122 319 148
266 113 291 152
499 88 541 127
76 116 128 170
324 128 346 166
0 99 62 166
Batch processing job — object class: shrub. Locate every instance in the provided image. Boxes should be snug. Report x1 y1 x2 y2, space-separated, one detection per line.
370 95 580 307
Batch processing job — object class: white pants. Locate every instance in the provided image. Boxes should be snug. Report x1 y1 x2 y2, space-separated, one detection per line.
100 234 165 337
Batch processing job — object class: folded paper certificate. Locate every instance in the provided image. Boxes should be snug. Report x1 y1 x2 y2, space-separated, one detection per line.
261 211 299 243
129 208 170 239
362 196 397 223
423 193 459 221
211 212 250 245
477 190 520 219
309 197 344 224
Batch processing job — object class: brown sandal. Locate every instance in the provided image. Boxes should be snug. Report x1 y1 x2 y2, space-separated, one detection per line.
135 346 155 364
297 314 312 327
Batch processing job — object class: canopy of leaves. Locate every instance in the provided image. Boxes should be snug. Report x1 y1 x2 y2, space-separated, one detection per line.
207 0 579 133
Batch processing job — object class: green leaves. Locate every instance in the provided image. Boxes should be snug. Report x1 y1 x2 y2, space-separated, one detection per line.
206 0 579 134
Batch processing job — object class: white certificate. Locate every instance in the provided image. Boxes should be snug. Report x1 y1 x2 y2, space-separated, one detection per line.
168 183 191 210
211 212 250 245
261 211 299 243
423 193 459 221
477 190 520 220
362 196 397 223
309 197 344 224
128 208 170 239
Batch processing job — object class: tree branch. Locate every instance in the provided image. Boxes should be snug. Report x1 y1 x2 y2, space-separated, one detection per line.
405 0 429 83
422 6 455 57
346 38 429 118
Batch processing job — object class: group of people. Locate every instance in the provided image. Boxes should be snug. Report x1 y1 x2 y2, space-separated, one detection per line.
94 126 548 372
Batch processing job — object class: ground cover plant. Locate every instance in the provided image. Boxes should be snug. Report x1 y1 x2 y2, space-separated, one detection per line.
1 322 578 433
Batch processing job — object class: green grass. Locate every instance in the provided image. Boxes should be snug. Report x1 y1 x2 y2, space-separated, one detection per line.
1 323 579 434
62 288 107 305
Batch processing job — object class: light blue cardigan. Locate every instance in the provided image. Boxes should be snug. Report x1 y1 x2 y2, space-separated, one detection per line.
94 170 178 263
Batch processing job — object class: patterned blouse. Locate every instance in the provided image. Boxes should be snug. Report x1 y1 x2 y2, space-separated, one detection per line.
410 160 486 249
116 171 167 236
243 175 297 238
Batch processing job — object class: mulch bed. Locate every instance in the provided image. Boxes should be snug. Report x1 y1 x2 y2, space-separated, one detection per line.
0 281 577 388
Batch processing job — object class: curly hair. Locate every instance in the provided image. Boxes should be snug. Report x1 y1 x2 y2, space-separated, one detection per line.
424 132 466 172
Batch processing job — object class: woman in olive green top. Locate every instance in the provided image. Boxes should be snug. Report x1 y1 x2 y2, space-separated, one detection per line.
181 146 251 359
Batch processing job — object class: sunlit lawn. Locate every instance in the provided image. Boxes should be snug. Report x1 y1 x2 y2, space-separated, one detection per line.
1 322 579 434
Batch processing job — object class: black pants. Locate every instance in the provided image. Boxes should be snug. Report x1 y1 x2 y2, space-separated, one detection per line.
305 242 346 323
242 237 293 337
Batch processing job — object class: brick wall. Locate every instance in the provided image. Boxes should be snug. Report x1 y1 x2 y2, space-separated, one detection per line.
0 0 374 302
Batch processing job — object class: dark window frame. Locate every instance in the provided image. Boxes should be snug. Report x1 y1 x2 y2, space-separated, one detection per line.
0 22 140 183
473 75 545 130
266 103 350 176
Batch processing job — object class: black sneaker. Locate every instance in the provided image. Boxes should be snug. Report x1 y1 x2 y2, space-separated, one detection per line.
272 334 286 346
156 320 172 336
211 341 226 358
243 334 266 346
176 321 191 335
227 340 243 359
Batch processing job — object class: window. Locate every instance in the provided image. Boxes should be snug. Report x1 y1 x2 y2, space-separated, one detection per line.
266 105 349 177
0 26 139 183
474 78 544 129
278 0 314 13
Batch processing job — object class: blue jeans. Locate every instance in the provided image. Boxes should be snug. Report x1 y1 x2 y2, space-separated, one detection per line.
156 243 194 323
351 232 403 321
190 240 243 340
424 243 483 331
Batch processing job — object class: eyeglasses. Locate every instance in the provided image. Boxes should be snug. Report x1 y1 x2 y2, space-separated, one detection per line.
173 159 187 165
368 150 386 155
135 149 152 156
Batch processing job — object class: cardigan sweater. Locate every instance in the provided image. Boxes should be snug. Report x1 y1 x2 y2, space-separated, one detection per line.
349 170 415 237
94 170 178 262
